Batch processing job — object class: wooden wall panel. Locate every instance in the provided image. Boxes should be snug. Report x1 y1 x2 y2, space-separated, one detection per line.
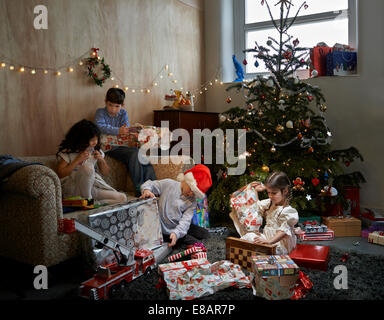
0 0 205 156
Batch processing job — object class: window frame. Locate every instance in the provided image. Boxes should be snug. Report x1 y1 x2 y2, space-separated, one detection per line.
233 0 358 78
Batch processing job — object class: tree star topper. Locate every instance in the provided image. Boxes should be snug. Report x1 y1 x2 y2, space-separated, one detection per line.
275 0 293 8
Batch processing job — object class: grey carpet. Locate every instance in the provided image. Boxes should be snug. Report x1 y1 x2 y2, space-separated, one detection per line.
115 229 384 300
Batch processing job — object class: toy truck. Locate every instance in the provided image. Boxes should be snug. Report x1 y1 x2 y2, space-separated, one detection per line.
59 218 171 300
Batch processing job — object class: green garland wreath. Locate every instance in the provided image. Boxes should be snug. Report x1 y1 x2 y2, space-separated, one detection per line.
86 48 111 87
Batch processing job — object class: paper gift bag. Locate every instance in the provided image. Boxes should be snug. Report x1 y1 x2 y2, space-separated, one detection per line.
310 46 333 77
326 51 357 76
192 197 210 228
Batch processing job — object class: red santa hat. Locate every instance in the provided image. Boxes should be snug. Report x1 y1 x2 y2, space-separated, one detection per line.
177 164 212 199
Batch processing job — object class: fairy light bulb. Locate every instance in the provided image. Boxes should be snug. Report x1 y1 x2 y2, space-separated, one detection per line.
68 67 74 73
165 65 169 70
43 70 48 74
114 84 119 88
131 89 136 93
140 89 144 93
172 80 177 84
123 87 129 91
1 62 6 68
168 72 173 77
56 71 61 76
19 67 25 72
31 69 36 75
9 65 15 70
153 82 158 86
160 75 163 79
111 77 115 81
146 89 151 94
79 61 84 66
220 81 224 85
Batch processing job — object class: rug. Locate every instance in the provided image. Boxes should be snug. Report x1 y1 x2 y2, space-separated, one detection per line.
116 229 384 300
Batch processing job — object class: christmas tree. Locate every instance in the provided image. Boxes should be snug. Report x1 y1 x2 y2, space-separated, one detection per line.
208 0 365 220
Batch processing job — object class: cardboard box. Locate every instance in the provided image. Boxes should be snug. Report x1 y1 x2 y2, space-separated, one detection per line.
322 216 361 237
251 255 299 300
289 244 330 271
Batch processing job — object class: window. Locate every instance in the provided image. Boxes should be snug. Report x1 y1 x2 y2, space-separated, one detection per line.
234 0 358 76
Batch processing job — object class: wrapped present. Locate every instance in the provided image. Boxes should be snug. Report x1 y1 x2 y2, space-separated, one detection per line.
252 255 299 277
310 46 333 77
64 198 163 270
158 259 251 300
230 183 263 234
322 216 361 237
368 231 384 246
100 126 169 152
326 50 357 76
192 197 210 228
299 229 334 241
251 255 299 300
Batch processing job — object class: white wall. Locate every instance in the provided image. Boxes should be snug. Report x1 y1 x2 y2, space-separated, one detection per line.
204 0 384 211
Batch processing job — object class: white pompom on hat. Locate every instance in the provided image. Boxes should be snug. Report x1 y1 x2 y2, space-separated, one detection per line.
177 164 212 199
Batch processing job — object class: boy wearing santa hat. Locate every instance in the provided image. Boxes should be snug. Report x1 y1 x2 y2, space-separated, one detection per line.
140 164 212 247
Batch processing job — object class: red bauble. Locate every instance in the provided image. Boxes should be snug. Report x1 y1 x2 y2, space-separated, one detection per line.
312 178 320 186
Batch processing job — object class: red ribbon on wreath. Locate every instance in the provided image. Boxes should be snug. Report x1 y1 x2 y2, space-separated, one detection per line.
91 48 100 58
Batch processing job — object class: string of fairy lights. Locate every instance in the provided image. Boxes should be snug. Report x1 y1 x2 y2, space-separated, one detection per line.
0 49 224 104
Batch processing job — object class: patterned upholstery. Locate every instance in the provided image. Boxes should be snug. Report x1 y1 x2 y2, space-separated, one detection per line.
0 154 194 267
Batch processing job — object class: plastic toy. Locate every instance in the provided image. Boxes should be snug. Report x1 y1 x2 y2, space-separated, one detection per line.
59 218 171 300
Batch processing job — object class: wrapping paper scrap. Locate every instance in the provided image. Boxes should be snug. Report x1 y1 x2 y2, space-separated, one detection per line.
290 271 313 300
230 183 263 234
158 259 251 300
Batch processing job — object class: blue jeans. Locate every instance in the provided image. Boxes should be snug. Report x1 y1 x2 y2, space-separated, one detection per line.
106 146 156 196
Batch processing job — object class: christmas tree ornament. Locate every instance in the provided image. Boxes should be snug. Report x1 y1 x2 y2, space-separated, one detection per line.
266 79 274 87
286 120 293 129
275 125 284 133
219 114 227 123
258 110 263 117
293 177 305 191
293 38 300 47
307 95 314 102
267 40 273 46
270 146 276 153
306 195 312 201
243 59 248 65
226 97 232 104
345 161 351 167
262 165 270 172
311 70 318 78
320 104 327 112
297 133 303 140
308 147 314 153
311 178 320 186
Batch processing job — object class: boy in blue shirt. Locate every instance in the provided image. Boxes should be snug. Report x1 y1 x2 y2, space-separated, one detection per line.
95 88 156 196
